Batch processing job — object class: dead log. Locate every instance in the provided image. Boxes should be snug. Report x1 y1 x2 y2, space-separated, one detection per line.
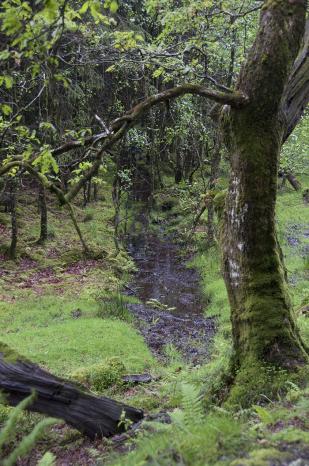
122 374 153 384
286 172 301 191
0 349 143 439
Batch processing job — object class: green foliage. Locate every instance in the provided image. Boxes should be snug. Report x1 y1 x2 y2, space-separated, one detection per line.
32 147 59 175
96 292 134 321
281 114 309 175
0 395 35 451
253 405 274 426
113 383 252 466
71 357 125 391
0 395 56 466
37 452 56 466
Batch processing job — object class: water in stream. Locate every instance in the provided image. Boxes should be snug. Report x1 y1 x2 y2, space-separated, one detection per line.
126 229 216 364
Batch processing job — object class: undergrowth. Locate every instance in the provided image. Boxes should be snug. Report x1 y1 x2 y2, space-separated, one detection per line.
0 178 308 465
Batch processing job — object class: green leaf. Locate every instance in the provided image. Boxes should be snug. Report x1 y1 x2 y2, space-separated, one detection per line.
1 104 13 116
152 67 164 78
41 0 58 22
37 452 56 466
109 1 119 13
253 405 274 425
0 50 10 61
4 75 13 89
106 64 116 72
79 1 89 14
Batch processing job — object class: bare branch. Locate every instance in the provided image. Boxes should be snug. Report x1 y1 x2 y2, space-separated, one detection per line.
95 114 110 134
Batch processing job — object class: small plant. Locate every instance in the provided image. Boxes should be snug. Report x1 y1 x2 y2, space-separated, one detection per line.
146 298 176 312
96 292 133 321
252 405 274 426
37 452 56 466
118 409 133 431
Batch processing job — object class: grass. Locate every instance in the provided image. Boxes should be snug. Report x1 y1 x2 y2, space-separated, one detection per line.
0 189 154 379
2 317 153 375
107 180 309 466
0 178 309 465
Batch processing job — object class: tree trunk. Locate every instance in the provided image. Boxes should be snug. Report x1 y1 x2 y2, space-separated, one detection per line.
9 182 17 260
221 0 308 399
38 184 48 243
87 179 92 203
93 183 98 202
206 138 221 246
0 346 143 439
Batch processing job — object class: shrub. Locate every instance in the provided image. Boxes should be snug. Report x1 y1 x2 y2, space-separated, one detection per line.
71 357 126 391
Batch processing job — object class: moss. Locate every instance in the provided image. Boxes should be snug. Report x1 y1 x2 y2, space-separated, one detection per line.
71 357 126 392
231 448 287 466
271 428 309 444
213 189 227 218
0 404 11 424
225 356 298 409
0 342 25 363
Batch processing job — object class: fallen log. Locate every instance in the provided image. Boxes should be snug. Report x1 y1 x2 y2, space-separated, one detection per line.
0 345 143 439
122 374 153 384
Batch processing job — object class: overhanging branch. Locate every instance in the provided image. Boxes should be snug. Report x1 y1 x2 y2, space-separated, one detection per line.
52 84 248 157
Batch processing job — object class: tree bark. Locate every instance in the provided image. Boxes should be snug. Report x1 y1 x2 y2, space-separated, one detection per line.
221 0 308 382
0 346 143 439
8 181 17 260
38 184 48 243
286 172 302 191
206 138 222 246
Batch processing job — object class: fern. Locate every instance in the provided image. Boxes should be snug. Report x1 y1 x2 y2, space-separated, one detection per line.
36 451 56 466
3 418 57 466
0 394 35 451
170 383 205 430
181 383 205 427
253 405 274 425
0 395 57 466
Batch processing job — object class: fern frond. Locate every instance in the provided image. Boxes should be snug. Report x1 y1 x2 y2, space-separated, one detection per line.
3 418 57 466
0 393 35 452
180 383 205 428
37 451 56 466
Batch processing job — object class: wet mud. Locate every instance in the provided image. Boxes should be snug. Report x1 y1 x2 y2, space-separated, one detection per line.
126 232 216 364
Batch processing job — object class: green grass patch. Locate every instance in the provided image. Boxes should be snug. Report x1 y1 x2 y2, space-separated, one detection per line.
1 316 154 376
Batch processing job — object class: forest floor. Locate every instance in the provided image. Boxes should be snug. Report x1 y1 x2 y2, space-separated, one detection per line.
0 178 308 465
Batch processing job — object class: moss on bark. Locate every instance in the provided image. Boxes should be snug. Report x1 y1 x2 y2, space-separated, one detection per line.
219 0 308 406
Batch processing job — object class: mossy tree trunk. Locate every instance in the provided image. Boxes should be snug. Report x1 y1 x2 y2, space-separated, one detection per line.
221 0 308 388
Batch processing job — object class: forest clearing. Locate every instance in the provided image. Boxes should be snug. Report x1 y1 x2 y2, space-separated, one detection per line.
0 1 308 465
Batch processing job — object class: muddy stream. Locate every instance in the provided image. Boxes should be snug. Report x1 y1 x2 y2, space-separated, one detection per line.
125 214 216 364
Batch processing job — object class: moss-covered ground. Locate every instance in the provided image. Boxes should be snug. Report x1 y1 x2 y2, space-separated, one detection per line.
0 178 308 465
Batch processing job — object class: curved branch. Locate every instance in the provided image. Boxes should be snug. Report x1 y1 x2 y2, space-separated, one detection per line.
111 84 248 131
52 84 248 157
0 161 65 204
1 86 247 207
